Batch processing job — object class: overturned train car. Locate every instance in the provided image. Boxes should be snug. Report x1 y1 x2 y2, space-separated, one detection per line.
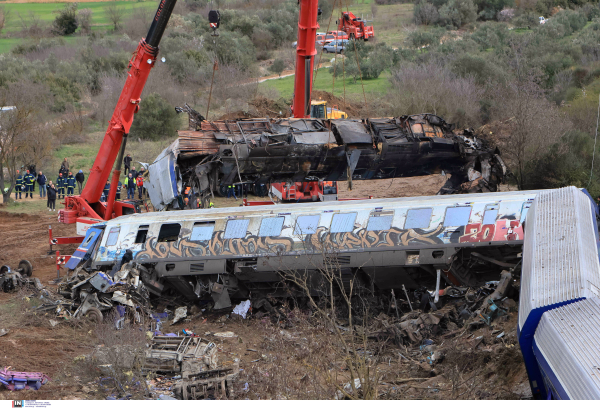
67 190 538 307
146 112 508 210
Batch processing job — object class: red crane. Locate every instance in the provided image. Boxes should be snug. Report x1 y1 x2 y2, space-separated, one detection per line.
271 0 338 202
60 0 178 225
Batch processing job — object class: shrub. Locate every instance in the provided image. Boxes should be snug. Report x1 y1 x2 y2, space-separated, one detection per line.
414 0 440 25
439 0 478 28
269 58 285 77
53 3 79 36
129 93 180 141
473 0 514 21
205 30 256 70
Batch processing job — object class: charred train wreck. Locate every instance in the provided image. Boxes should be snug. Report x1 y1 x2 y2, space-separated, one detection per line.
146 109 507 210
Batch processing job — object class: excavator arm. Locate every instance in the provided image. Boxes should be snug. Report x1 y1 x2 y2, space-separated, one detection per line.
62 0 178 223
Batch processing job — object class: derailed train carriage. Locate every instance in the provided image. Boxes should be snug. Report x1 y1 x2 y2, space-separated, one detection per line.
67 189 540 307
146 112 508 210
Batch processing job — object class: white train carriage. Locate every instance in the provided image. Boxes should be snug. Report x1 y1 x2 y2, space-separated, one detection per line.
518 186 600 399
68 190 541 301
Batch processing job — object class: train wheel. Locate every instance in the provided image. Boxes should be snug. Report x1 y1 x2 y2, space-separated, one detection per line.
19 260 33 277
85 307 103 323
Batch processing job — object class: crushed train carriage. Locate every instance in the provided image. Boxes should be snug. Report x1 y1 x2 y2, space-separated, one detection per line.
145 111 508 210
67 190 541 307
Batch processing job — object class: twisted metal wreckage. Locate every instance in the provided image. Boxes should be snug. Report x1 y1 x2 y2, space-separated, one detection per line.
145 107 508 210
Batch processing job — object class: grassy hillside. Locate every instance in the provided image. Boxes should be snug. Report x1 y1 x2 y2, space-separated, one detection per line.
261 66 391 100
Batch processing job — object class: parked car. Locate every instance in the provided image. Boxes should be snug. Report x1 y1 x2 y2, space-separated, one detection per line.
327 30 349 40
293 33 328 48
323 39 349 53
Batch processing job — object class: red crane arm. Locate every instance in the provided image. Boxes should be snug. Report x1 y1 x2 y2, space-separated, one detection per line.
292 0 320 119
64 0 178 221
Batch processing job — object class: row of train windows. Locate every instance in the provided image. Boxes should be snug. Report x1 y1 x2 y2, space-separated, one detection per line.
105 204 515 245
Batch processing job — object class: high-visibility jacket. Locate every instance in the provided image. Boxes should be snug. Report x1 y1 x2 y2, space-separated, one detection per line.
15 175 23 188
103 183 110 195
66 175 76 187
24 174 35 186
56 176 66 187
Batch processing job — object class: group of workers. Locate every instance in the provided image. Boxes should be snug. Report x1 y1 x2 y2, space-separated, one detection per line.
12 158 85 212
100 155 146 202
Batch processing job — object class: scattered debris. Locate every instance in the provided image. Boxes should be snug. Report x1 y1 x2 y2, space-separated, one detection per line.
172 307 188 325
0 329 9 337
173 362 240 400
0 260 41 293
145 335 217 376
213 332 237 338
232 300 251 319
0 368 50 391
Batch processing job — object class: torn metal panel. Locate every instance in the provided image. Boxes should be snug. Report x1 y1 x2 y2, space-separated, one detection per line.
146 141 181 211
331 119 373 144
293 131 336 145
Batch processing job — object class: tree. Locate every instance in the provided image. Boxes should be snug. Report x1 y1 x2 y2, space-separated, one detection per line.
78 8 93 35
129 93 180 141
269 59 285 77
0 82 52 204
53 3 79 36
413 0 440 25
438 0 477 28
0 6 11 36
105 0 123 32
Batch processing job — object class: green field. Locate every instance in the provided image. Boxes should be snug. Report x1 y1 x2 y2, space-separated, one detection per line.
0 1 158 33
261 65 391 100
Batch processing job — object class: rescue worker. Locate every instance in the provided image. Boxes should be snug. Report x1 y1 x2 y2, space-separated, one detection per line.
24 170 35 198
131 166 138 179
227 184 237 200
125 173 135 200
66 171 76 196
116 180 122 200
61 157 69 174
209 201 215 208
124 154 132 174
14 170 22 200
75 170 85 194
47 181 57 211
37 171 47 198
56 173 66 199
136 172 144 199
102 180 110 202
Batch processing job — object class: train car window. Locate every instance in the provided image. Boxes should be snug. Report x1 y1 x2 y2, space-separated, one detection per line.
191 221 215 241
106 227 120 246
224 219 250 239
83 230 97 247
259 217 284 237
135 225 149 244
520 202 532 222
443 206 472 227
330 213 357 233
157 223 181 242
367 215 393 231
483 206 499 225
405 208 432 229
294 215 320 235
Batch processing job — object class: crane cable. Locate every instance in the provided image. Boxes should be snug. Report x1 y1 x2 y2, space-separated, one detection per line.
587 91 600 189
344 0 368 112
312 0 338 90
206 43 218 120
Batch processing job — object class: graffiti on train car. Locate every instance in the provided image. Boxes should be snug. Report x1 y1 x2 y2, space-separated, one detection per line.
459 219 523 243
134 233 295 260
101 218 524 262
304 225 445 252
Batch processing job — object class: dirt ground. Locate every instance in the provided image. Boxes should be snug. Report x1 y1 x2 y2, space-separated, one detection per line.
0 177 531 400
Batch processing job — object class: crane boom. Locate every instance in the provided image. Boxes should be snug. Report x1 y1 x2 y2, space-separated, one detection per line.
63 0 178 222
292 0 320 118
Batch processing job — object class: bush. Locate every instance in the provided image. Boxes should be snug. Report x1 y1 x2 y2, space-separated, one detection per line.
414 0 440 25
439 0 478 28
269 59 285 77
205 30 256 70
406 28 445 48
53 3 79 36
473 0 514 21
129 93 180 141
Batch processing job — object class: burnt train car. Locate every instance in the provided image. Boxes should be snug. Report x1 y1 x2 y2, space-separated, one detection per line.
67 189 539 305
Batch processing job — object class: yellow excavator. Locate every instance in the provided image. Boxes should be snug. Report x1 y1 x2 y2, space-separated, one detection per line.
310 100 347 119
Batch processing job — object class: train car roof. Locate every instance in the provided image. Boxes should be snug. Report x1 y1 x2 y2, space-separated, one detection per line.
107 189 544 226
